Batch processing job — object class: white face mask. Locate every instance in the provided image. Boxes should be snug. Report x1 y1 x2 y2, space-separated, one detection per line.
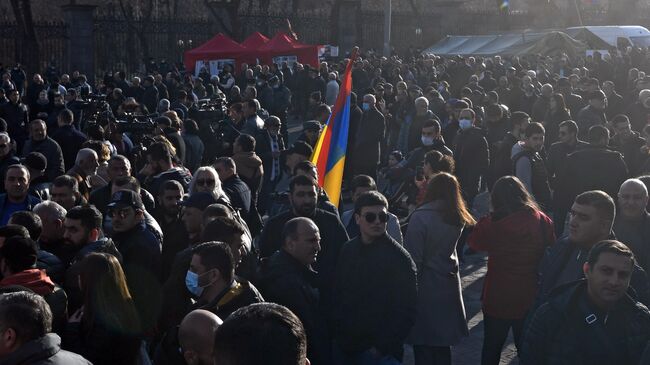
421 136 435 146
459 119 473 130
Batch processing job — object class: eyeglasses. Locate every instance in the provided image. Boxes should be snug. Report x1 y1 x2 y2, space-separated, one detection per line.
108 208 133 219
363 211 388 224
196 179 215 186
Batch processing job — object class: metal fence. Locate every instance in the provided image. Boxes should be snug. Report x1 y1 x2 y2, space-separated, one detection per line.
4 8 650 78
0 21 67 73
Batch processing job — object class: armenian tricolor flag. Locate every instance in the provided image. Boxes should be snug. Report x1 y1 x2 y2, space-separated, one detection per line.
310 47 359 207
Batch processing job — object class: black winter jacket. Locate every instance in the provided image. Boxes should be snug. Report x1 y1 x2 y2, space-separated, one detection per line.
0 333 91 365
522 280 650 365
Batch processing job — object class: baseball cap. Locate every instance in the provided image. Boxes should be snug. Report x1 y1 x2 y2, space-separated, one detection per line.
21 152 47 172
108 190 144 210
180 192 218 211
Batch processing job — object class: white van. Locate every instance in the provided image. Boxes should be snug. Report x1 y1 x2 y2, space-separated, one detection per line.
566 25 650 48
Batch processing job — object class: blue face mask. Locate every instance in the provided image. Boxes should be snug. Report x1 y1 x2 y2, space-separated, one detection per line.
185 270 204 297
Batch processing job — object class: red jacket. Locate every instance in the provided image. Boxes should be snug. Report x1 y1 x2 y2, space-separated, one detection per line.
468 209 555 319
0 269 55 296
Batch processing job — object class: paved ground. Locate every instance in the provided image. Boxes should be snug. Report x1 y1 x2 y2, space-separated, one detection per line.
400 254 519 365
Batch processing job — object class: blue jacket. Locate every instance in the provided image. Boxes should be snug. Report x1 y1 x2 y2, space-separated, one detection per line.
0 193 41 225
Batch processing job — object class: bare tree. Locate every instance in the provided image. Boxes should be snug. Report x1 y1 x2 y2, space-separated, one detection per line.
203 0 242 39
118 0 155 65
9 0 39 72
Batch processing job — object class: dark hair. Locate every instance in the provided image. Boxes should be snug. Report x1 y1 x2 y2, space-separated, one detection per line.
351 175 377 192
245 99 258 111
510 111 530 127
0 118 7 132
289 175 317 193
485 104 503 119
215 157 236 170
147 142 173 163
575 190 616 223
113 176 141 193
423 173 476 227
424 150 455 174
559 120 578 135
8 211 42 240
201 217 246 244
82 140 110 162
66 205 103 232
52 175 79 192
588 125 609 143
203 204 233 221
58 109 74 125
192 241 234 283
422 119 441 133
0 291 53 343
160 179 184 195
354 191 388 214
550 93 568 113
612 114 630 127
0 236 38 273
0 224 30 239
587 240 635 269
293 160 317 178
490 176 541 220
78 253 141 335
213 303 307 365
230 103 243 114
389 150 403 162
524 122 545 138
184 119 199 135
236 134 256 152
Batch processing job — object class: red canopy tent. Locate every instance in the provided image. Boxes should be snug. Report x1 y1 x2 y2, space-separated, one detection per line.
183 33 247 74
241 32 270 50
257 32 320 67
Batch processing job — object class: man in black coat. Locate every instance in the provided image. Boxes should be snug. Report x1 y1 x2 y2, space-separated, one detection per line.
50 109 87 171
351 94 385 180
553 126 628 236
331 191 416 362
402 119 452 170
0 89 28 150
546 120 588 193
108 190 162 333
255 116 285 215
258 217 330 365
454 108 489 206
142 75 159 113
523 241 650 365
609 114 646 176
21 119 65 182
343 92 363 183
576 90 608 140
214 157 252 219
258 175 348 307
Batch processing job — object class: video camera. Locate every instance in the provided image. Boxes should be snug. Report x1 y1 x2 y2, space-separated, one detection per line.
114 114 157 135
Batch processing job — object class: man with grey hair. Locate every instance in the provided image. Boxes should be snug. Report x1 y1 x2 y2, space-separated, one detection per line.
157 98 171 114
0 291 92 364
350 94 385 179
33 200 67 258
614 178 650 272
66 148 99 200
325 72 339 106
0 131 19 194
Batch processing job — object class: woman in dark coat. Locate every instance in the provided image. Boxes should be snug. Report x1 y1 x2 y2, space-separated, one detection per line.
63 253 143 365
405 172 476 365
542 93 571 147
468 176 555 365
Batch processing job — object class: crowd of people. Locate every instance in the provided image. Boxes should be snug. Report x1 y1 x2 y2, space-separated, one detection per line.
1 45 650 365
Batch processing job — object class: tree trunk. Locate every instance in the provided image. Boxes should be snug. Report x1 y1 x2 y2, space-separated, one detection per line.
9 0 39 73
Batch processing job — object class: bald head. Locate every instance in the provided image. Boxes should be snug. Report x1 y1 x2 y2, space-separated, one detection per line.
618 179 649 219
282 217 321 266
179 309 222 365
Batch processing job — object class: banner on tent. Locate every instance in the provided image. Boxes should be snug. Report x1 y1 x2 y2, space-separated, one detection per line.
318 45 339 58
194 59 235 77
272 55 298 67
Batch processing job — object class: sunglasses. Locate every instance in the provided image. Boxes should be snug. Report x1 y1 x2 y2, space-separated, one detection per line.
363 211 388 224
196 179 215 186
